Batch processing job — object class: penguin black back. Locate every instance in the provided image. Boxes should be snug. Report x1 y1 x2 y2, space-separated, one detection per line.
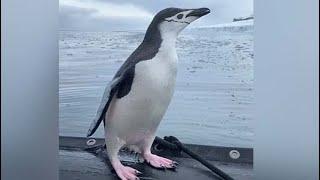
87 8 186 136
87 7 210 137
114 8 186 98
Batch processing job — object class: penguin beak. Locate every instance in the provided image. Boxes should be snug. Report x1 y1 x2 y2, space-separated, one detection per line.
186 8 211 18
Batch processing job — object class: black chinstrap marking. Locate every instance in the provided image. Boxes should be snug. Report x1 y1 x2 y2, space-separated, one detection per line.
164 19 190 24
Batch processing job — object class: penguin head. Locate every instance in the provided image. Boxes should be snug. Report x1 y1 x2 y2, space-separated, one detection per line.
144 7 211 42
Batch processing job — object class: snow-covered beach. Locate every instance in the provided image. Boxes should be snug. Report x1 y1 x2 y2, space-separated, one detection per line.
59 20 254 147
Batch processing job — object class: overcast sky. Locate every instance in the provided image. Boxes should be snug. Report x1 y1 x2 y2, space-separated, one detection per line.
59 0 253 31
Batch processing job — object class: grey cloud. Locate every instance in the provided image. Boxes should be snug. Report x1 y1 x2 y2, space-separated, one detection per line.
59 4 150 31
60 0 253 31
59 5 96 30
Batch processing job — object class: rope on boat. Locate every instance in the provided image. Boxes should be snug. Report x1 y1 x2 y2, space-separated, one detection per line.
154 136 235 180
84 136 234 180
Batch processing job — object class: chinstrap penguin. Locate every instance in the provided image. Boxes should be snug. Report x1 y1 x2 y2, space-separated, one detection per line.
87 7 210 180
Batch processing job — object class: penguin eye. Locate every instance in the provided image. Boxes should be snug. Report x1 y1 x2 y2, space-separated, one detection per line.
177 14 183 19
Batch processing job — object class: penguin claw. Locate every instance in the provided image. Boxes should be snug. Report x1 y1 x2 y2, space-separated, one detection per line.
111 162 140 180
170 164 178 169
143 153 177 170
135 170 142 175
160 164 166 170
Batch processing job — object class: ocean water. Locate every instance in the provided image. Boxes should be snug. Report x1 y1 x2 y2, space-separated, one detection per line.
59 23 254 147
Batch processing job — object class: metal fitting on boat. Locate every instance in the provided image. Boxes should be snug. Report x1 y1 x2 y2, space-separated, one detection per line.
229 150 240 159
86 138 96 146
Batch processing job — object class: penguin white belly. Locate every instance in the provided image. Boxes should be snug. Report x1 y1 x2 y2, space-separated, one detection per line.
105 49 178 150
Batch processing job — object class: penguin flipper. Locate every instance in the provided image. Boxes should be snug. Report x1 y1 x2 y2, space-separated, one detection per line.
86 39 158 137
86 76 122 137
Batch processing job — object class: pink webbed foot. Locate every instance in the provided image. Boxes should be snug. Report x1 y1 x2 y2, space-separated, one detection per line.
143 153 178 169
112 161 141 180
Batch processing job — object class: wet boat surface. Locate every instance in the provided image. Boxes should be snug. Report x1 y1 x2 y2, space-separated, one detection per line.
59 136 253 180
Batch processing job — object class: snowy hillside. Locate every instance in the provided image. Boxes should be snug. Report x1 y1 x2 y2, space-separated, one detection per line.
195 19 254 32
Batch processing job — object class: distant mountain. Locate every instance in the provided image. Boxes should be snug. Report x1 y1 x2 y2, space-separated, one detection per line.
192 19 253 32
233 15 254 22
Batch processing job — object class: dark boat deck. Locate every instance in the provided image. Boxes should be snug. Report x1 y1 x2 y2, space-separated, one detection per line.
59 136 253 180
